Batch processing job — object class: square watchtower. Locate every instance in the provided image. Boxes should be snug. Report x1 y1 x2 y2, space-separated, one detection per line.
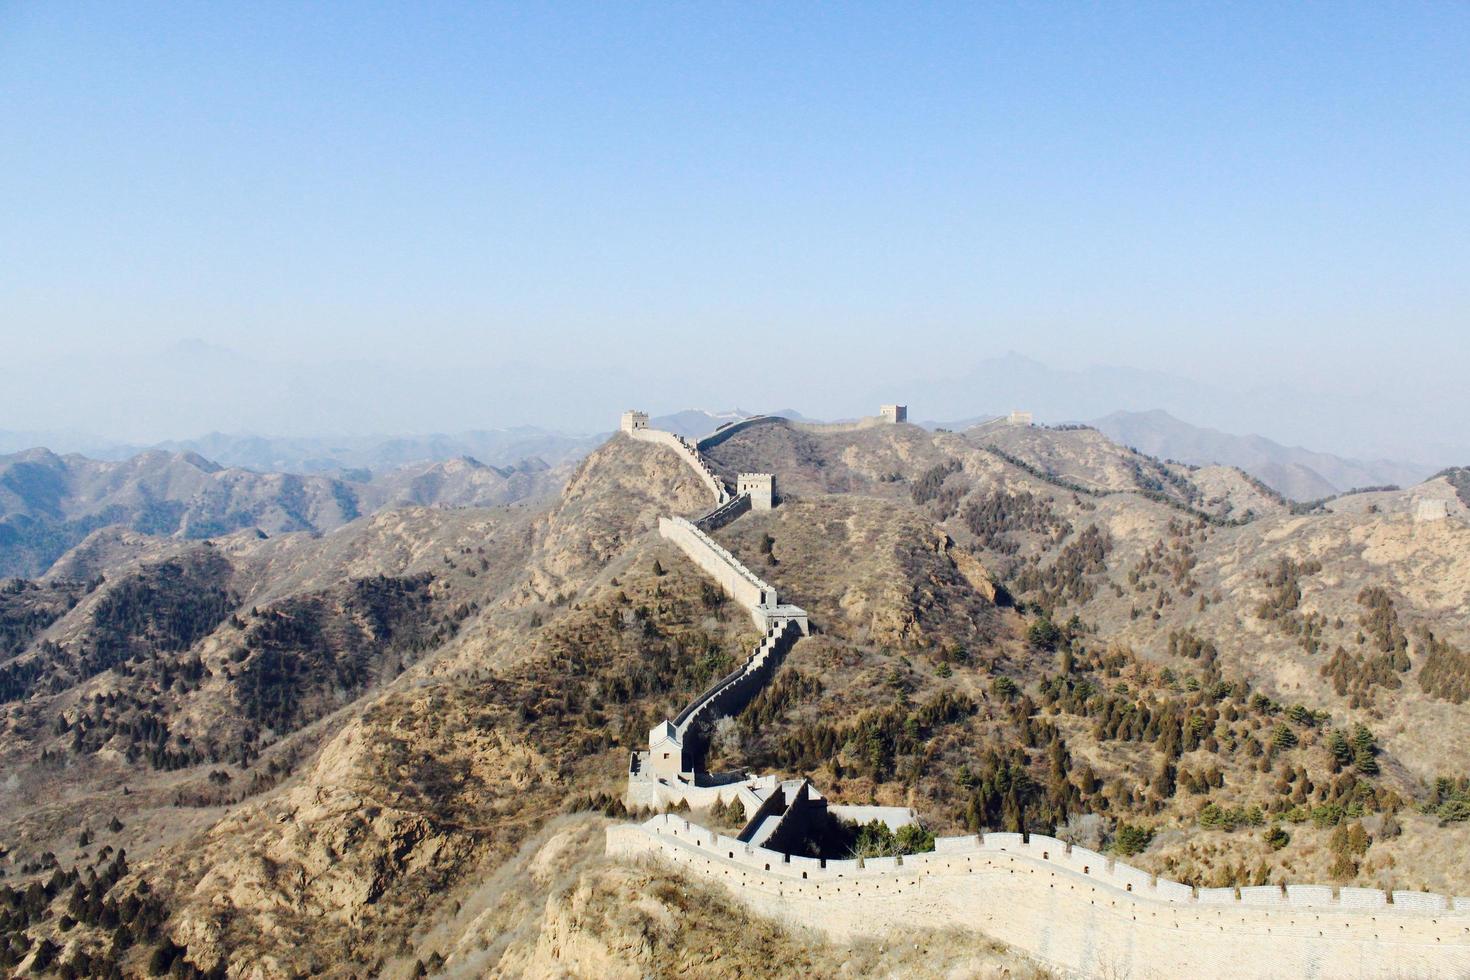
737 473 774 510
880 404 908 424
620 410 649 433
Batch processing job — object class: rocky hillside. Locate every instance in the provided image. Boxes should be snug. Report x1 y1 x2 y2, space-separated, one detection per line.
0 420 1466 977
702 418 1470 893
0 448 566 579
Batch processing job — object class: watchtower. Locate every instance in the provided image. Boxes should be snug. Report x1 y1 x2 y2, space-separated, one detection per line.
880 404 908 424
737 473 775 510
1008 410 1033 426
647 721 685 779
620 410 649 433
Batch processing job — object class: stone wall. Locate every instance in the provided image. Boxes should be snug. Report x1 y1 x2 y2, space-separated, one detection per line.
608 817 1470 979
628 428 729 504
697 413 892 450
694 493 752 532
672 620 800 764
658 516 775 620
696 415 785 450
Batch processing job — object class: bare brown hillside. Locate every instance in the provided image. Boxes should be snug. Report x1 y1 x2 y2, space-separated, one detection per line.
0 421 1466 977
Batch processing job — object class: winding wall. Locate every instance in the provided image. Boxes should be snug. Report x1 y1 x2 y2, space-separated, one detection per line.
629 428 729 503
694 493 752 532
673 620 801 762
609 816 1470 979
696 415 785 450
695 413 895 451
616 412 1470 978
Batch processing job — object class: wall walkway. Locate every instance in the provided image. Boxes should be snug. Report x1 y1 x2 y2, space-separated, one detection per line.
610 816 1470 979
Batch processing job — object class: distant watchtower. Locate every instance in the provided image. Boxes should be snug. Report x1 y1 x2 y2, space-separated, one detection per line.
1007 410 1033 426
880 404 908 424
620 410 649 433
737 473 775 510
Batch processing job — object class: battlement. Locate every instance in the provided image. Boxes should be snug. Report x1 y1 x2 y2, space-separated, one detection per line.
611 405 1470 979
608 817 1470 978
626 423 729 504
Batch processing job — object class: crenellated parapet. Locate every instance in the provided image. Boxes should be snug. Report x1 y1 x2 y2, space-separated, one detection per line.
611 404 1470 977
623 415 730 504
609 816 1470 978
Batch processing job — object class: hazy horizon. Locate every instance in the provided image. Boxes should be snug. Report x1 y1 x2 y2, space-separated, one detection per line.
2 341 1464 472
3 5 1466 465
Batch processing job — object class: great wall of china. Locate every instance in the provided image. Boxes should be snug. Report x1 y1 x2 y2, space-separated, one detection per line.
609 408 1470 978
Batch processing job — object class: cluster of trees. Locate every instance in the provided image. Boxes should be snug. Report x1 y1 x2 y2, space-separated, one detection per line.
1428 777 1470 824
1357 587 1409 659
758 689 978 784
960 489 1070 555
1327 820 1372 879
1321 645 1405 706
0 578 84 659
1013 525 1113 611
85 556 236 669
905 461 964 517
0 849 190 977
234 573 436 740
1124 457 1202 509
707 795 747 828
1128 523 1203 594
1417 628 1470 704
844 819 935 858
0 555 231 706
738 669 823 736
55 687 213 771
1112 822 1154 855
1254 557 1321 627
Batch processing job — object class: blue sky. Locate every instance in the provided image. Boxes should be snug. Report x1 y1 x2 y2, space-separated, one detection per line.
1 3 1467 450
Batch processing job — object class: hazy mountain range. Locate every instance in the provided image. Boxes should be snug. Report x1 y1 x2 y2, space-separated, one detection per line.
0 403 1449 557
1087 410 1434 502
5 344 1465 467
0 447 564 578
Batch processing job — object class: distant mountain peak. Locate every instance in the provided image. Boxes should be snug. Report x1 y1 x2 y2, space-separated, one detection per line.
1091 409 1432 501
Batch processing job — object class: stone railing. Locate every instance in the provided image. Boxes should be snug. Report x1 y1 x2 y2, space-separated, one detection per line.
629 428 729 504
